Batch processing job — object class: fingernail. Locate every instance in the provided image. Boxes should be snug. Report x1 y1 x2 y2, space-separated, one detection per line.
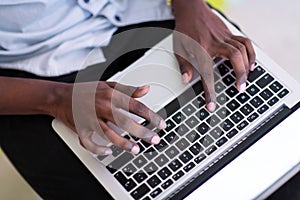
130 145 140 154
207 102 216 112
182 73 190 84
250 64 255 71
239 82 246 93
159 119 167 129
151 135 161 145
104 148 112 155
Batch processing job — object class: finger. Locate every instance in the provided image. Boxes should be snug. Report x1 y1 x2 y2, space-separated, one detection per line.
232 36 256 71
173 39 194 83
219 43 247 92
109 109 161 145
226 38 250 74
106 82 150 98
98 120 141 154
79 130 112 155
194 53 216 112
111 90 166 129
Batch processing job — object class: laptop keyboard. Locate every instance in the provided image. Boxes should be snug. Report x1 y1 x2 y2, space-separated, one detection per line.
97 61 289 200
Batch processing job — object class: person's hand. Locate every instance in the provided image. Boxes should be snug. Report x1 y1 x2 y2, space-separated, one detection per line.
53 81 166 155
172 0 256 112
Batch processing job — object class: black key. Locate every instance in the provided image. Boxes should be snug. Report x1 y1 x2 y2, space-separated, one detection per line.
256 73 274 88
248 65 265 82
226 99 240 112
114 171 137 192
278 89 289 98
147 175 161 188
230 111 243 124
217 64 230 76
237 92 250 104
192 96 205 108
133 171 148 183
246 84 260 96
258 104 269 114
240 103 254 116
222 74 235 86
250 96 264 107
131 136 140 141
154 154 169 167
226 86 239 98
215 81 226 93
194 154 206 164
97 155 108 161
106 152 134 174
175 138 190 151
189 142 203 155
184 162 196 172
248 112 259 122
137 142 145 154
175 124 189 136
220 119 234 132
172 112 186 124
186 130 201 143
196 108 210 121
165 119 176 132
163 99 180 119
270 81 283 93
141 140 151 148
165 131 179 144
210 127 224 139
150 188 162 198
182 104 196 116
237 120 249 130
168 159 183 172
205 145 217 155
173 170 184 181
165 146 180 159
192 80 204 96
124 134 131 140
157 130 166 138
199 135 214 148
133 155 148 168
154 139 168 152
123 163 137 176
144 147 158 160
260 88 273 100
226 128 238 139
216 107 231 119
144 162 158 175
197 122 210 135
206 114 221 127
185 116 200 129
179 151 193 164
131 184 150 200
216 137 228 147
268 96 279 106
161 179 174 190
158 167 172 180
111 145 123 157
224 60 233 68
217 93 229 105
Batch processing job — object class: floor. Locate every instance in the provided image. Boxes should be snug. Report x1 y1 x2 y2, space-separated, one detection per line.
1 0 299 199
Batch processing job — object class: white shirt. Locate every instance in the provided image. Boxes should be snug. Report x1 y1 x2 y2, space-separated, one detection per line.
0 0 173 76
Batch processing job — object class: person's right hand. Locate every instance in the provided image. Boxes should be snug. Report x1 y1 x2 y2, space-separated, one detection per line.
52 81 166 155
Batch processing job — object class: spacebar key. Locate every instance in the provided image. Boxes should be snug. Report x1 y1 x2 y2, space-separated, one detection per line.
106 152 134 173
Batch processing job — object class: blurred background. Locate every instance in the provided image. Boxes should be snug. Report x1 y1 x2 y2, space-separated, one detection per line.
1 0 299 199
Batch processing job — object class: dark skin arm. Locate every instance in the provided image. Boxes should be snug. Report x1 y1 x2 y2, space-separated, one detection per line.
0 77 166 155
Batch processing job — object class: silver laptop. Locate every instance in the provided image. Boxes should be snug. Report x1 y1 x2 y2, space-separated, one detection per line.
52 11 300 200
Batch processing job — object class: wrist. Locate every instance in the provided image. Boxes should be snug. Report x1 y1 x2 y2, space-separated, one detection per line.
45 82 71 118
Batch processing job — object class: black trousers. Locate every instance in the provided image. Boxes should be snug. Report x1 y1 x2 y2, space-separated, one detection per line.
0 19 299 199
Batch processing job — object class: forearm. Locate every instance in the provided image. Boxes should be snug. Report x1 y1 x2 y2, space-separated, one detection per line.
0 76 67 116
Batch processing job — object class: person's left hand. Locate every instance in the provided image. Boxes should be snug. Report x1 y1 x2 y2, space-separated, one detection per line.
172 0 256 112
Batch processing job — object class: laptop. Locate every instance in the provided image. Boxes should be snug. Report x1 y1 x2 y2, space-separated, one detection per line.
52 10 300 200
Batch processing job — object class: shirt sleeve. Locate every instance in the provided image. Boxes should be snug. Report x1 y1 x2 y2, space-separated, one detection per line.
77 0 109 16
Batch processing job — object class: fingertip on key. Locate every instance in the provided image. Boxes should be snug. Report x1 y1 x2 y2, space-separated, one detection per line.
151 135 161 145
